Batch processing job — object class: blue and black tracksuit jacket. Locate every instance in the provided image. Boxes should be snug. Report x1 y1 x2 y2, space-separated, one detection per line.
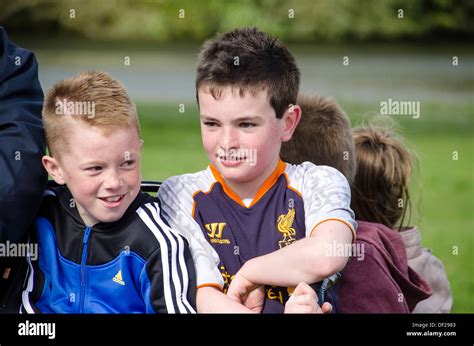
21 186 196 313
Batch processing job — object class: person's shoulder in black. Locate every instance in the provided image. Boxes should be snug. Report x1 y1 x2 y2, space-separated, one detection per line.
0 26 46 312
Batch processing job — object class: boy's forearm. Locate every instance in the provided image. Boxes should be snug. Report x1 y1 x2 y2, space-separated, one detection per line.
196 286 255 313
238 221 352 287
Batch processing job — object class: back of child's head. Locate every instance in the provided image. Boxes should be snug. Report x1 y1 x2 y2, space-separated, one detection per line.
42 71 139 159
196 27 300 119
351 126 412 229
280 93 356 185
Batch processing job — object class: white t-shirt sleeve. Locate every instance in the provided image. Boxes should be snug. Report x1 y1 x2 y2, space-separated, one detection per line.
158 176 224 289
297 162 357 240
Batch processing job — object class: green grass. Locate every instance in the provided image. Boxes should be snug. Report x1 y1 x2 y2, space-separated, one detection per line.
409 136 473 313
139 103 207 180
137 101 474 313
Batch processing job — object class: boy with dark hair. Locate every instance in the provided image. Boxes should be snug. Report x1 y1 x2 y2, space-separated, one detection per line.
158 27 356 313
281 94 433 312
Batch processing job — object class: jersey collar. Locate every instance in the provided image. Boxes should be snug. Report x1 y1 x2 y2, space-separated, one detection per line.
209 159 287 208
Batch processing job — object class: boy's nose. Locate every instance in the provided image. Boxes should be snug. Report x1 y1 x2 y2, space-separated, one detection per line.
221 127 239 149
104 170 123 190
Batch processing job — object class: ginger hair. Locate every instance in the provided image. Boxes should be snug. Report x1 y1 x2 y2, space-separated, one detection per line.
42 71 139 158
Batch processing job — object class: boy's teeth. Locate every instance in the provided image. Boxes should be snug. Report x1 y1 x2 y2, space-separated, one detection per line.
220 156 243 161
104 195 122 202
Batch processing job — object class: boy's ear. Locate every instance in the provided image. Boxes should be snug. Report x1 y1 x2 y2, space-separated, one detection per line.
42 155 66 185
280 104 301 142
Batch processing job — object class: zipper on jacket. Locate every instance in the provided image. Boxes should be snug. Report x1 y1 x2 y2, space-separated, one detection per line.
79 226 91 313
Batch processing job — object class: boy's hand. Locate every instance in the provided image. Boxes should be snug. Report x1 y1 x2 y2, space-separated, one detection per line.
284 282 333 314
227 272 265 313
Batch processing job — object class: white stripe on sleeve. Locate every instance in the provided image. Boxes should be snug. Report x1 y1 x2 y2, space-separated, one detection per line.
21 253 35 314
147 203 195 313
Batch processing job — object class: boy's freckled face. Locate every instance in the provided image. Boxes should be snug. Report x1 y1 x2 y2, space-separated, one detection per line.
199 87 285 195
58 122 142 226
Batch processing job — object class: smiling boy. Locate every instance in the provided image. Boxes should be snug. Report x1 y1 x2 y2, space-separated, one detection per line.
158 27 356 313
21 71 196 313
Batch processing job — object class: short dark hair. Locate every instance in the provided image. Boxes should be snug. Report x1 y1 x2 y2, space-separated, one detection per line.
196 27 300 119
280 94 355 185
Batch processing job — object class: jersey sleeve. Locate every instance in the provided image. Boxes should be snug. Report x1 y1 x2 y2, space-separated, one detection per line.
136 201 197 313
158 176 224 290
299 162 357 241
143 244 196 314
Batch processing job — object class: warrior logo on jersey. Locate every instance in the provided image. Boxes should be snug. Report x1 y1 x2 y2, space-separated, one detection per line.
205 222 230 244
277 207 297 248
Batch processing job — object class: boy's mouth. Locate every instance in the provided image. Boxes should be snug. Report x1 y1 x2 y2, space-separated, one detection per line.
218 155 246 167
98 194 126 208
218 155 246 161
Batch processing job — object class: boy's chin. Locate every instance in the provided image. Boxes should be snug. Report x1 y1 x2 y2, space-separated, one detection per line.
220 170 258 184
95 215 120 224
94 209 128 224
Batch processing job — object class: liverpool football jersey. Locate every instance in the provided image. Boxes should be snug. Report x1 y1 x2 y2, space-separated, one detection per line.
158 160 356 312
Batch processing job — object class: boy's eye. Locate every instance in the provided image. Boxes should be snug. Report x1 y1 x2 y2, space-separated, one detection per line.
86 166 102 172
121 160 135 167
203 121 219 127
239 122 256 128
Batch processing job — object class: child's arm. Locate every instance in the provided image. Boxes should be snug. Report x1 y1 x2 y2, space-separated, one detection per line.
198 283 331 314
197 286 262 313
142 236 197 313
228 220 352 295
228 164 355 302
157 179 228 308
158 179 262 313
284 282 333 314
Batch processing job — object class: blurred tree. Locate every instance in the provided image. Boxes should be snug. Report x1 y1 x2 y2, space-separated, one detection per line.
0 0 472 42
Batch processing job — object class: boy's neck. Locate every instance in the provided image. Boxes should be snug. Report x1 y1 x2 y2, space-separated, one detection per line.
77 204 98 227
226 180 262 201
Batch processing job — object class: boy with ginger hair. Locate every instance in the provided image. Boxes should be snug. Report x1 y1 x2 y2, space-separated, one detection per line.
21 71 196 313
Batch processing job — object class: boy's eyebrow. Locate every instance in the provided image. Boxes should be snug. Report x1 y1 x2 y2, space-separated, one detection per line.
77 149 138 167
200 115 219 121
200 114 263 122
78 161 107 168
233 115 262 122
